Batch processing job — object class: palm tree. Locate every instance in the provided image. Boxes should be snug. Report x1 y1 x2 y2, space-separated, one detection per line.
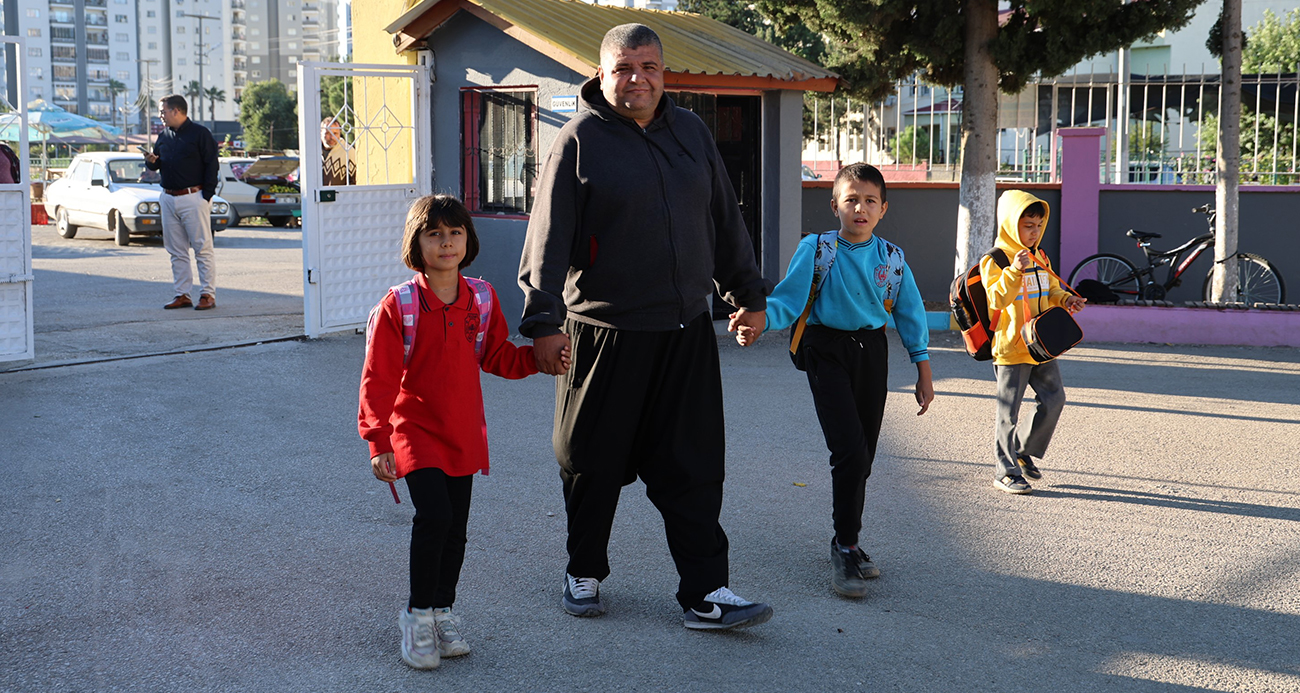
107 79 127 144
183 80 203 124
204 86 226 130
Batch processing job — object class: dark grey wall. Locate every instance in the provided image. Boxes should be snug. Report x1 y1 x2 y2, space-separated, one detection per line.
800 184 1063 303
1097 188 1300 302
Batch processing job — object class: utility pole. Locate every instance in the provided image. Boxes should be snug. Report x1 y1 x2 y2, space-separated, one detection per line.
179 13 219 128
136 58 160 136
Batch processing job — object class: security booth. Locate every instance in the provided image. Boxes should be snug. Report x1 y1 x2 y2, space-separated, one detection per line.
374 0 838 328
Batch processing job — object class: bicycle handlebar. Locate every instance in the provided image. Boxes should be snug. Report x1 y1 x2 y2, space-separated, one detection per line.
1192 203 1214 214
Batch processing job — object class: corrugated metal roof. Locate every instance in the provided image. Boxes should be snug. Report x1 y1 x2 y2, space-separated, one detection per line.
388 0 838 88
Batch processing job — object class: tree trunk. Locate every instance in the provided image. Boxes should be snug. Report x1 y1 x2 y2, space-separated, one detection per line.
955 0 1000 276
1212 0 1241 302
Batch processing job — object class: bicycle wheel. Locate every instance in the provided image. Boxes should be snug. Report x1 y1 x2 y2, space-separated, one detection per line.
1068 254 1141 299
1202 253 1287 304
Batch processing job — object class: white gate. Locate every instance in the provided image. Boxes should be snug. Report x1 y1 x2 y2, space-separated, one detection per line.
297 61 432 337
0 37 33 365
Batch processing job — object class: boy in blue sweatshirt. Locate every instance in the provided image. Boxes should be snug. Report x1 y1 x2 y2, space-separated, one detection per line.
731 163 933 599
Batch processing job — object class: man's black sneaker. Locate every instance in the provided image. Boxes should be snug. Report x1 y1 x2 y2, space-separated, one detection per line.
1017 454 1043 480
683 587 773 630
562 574 606 617
994 474 1033 495
844 543 881 579
831 542 870 598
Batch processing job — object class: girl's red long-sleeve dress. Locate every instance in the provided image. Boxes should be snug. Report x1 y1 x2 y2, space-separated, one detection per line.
358 273 537 478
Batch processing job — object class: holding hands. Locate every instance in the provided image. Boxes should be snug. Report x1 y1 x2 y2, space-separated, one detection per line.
533 333 573 375
727 308 766 347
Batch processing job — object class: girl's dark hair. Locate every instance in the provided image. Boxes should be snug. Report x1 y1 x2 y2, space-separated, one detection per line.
833 163 888 203
400 194 480 271
1021 202 1047 219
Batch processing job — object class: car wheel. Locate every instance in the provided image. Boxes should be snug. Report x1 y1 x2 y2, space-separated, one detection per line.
56 208 78 239
268 215 291 228
112 211 130 246
226 209 241 228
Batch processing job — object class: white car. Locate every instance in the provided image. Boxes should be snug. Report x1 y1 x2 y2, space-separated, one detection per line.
43 152 232 246
217 156 300 227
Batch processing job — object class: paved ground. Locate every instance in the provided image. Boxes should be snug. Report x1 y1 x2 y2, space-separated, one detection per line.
4 228 1299 690
24 222 303 366
2 284 1298 693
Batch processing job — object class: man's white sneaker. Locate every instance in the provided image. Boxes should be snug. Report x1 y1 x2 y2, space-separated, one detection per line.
562 573 606 617
398 607 440 669
432 607 471 657
683 587 773 631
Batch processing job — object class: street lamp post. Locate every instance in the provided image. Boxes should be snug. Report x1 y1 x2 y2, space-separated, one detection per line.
178 13 219 127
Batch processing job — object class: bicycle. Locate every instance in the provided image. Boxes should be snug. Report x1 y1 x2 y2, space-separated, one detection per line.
1067 204 1286 305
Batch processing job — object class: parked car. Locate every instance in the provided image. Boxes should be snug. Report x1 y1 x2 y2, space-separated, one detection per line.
801 164 822 181
43 152 232 246
217 156 301 227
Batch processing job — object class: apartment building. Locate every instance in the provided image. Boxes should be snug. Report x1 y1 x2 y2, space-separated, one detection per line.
5 0 140 127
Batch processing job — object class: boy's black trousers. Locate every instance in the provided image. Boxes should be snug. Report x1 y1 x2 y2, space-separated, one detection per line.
553 312 729 611
800 324 889 549
405 467 473 610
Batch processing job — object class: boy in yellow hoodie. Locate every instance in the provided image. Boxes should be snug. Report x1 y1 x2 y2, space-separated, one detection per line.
981 190 1087 494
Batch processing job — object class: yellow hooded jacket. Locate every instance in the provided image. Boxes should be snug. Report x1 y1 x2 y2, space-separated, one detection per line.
979 190 1072 366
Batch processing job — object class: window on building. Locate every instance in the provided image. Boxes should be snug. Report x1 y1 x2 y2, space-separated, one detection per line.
53 66 76 81
147 26 156 34
33 68 44 79
30 86 44 98
147 42 157 49
287 28 297 35
91 104 112 116
116 33 129 41
116 52 129 60
251 56 261 64
115 14 128 22
205 26 210 34
252 70 260 77
250 14 259 20
28 47 43 57
51 26 75 40
147 10 155 17
26 9 40 17
461 88 537 215
178 26 185 33
251 42 260 49
178 59 187 65
287 42 297 49
87 48 110 62
55 86 77 100
116 71 129 79
28 28 41 37
178 42 186 49
251 29 260 36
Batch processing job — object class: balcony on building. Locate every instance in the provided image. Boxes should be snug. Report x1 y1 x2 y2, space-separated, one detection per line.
233 77 246 87
85 0 107 7
85 14 108 27
232 0 246 7
49 0 73 5
86 31 109 45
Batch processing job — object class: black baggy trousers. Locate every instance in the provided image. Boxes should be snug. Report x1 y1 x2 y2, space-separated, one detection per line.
800 324 889 549
553 312 728 611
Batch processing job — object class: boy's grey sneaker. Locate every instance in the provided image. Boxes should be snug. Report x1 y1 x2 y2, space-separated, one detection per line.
843 543 881 579
683 587 773 630
398 607 440 669
830 543 870 598
562 574 606 617
431 607 470 657
1016 454 1043 480
994 474 1033 495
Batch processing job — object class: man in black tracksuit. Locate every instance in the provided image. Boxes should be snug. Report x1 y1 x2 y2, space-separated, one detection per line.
518 23 773 631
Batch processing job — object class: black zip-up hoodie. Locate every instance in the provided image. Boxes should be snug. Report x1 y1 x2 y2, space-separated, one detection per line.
518 78 771 337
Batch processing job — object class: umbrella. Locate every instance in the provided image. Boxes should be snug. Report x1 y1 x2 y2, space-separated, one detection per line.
0 100 123 180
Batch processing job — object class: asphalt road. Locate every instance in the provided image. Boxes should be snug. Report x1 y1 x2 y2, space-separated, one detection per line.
24 221 304 367
2 310 1298 691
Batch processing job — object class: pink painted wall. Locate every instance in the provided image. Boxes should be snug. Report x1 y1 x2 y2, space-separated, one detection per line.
1075 305 1300 347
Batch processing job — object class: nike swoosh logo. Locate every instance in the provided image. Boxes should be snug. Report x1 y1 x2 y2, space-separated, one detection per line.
692 604 722 619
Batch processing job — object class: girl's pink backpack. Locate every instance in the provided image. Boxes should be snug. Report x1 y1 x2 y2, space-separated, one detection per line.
365 275 493 365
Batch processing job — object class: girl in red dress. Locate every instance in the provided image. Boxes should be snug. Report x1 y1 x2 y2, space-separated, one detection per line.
358 194 566 670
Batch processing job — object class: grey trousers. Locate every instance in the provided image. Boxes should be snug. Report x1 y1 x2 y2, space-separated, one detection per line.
160 190 215 298
993 360 1065 478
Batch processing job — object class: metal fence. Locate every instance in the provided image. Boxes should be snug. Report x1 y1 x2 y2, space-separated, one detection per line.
804 66 1300 185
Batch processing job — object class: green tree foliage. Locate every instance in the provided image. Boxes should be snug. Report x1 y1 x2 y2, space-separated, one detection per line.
756 0 1202 101
320 75 354 130
890 125 932 164
1242 8 1300 74
1197 112 1296 183
204 86 226 126
238 80 298 152
678 0 826 65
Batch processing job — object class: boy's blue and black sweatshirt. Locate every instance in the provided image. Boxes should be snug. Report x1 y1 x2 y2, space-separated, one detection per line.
765 232 930 363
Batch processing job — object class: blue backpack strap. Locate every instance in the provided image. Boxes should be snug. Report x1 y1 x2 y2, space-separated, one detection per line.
877 237 906 313
463 277 493 363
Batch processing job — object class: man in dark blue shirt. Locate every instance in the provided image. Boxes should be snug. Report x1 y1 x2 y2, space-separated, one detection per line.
144 95 220 310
